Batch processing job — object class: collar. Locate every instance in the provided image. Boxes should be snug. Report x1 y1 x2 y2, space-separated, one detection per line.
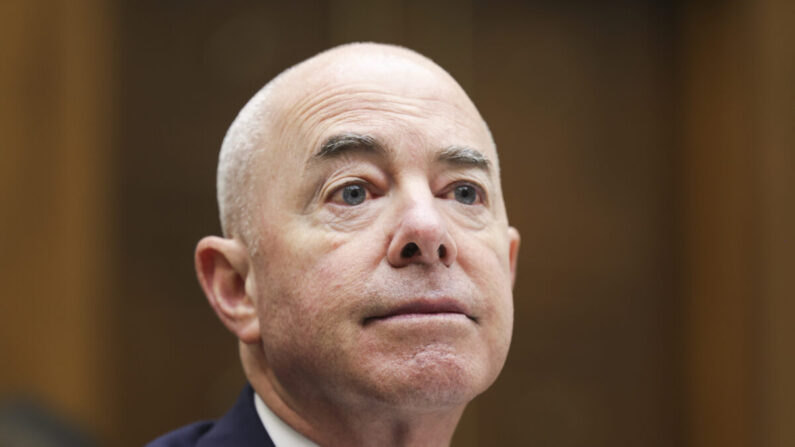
254 391 320 447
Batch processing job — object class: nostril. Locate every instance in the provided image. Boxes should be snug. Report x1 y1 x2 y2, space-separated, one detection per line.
401 243 420 258
438 245 446 258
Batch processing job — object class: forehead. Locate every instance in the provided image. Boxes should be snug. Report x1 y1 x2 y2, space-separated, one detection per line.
267 53 494 165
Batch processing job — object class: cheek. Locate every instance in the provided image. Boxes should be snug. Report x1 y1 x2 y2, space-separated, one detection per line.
455 230 515 336
456 227 513 295
255 224 379 342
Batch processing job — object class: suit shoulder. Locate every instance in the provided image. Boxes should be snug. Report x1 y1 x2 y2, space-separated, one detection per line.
144 420 215 447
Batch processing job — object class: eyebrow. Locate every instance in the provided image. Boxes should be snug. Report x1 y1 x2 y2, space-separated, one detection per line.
436 145 492 172
313 133 386 161
312 133 491 173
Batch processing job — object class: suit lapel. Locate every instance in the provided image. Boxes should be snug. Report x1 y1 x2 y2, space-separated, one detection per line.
196 384 276 447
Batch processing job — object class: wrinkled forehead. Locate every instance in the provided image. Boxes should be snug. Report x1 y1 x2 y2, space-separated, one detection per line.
262 50 494 166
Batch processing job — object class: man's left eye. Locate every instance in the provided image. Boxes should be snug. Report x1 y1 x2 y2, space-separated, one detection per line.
452 184 480 205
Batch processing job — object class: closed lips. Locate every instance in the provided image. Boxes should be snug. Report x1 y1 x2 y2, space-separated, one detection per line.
363 298 476 324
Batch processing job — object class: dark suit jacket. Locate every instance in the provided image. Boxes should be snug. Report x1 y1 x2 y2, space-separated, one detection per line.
145 384 276 447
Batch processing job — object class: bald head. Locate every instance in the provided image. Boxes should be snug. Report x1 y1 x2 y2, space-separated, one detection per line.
217 43 495 249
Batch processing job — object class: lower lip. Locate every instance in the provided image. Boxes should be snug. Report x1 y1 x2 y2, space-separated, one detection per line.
367 312 473 324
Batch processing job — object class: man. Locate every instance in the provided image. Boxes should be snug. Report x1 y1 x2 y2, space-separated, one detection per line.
148 42 520 447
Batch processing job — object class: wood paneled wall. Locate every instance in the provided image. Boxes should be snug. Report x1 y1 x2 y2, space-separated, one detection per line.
0 0 117 440
681 1 795 446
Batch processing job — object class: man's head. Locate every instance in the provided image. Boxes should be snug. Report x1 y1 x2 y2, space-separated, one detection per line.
195 43 519 442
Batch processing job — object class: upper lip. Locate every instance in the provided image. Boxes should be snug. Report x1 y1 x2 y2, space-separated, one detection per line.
364 298 476 324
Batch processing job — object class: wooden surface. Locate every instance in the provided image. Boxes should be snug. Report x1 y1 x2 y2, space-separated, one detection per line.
0 0 116 440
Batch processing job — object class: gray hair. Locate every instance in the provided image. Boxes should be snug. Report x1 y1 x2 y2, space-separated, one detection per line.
216 71 286 251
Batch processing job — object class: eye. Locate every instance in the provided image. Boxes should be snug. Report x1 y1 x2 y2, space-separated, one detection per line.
332 184 368 206
453 184 479 205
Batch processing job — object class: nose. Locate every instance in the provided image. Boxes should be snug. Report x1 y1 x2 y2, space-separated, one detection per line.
386 197 457 268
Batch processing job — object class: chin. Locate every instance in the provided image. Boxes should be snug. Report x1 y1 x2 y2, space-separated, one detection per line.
361 345 502 411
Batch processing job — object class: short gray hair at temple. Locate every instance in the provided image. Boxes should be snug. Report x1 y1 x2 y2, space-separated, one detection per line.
215 43 497 254
216 69 288 251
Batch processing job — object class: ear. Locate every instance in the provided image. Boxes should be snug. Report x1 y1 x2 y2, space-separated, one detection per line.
507 226 521 288
195 236 260 344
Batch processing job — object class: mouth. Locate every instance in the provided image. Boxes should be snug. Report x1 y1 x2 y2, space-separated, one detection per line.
363 298 477 325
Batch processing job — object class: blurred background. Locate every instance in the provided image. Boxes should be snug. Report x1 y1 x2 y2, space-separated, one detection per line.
1 0 793 446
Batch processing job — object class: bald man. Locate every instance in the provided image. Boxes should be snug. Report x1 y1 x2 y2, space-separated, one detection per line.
147 43 520 447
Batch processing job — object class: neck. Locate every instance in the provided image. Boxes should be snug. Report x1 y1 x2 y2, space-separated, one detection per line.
240 343 466 447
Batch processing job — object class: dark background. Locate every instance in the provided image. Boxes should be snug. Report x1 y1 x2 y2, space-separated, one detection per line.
2 1 793 446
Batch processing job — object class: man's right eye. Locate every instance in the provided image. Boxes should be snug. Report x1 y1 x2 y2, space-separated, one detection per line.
331 184 368 206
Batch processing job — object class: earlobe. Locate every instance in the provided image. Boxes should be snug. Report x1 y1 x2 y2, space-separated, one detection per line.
195 236 260 344
507 226 520 288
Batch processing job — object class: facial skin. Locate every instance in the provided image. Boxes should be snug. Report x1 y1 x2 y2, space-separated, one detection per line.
196 44 520 447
